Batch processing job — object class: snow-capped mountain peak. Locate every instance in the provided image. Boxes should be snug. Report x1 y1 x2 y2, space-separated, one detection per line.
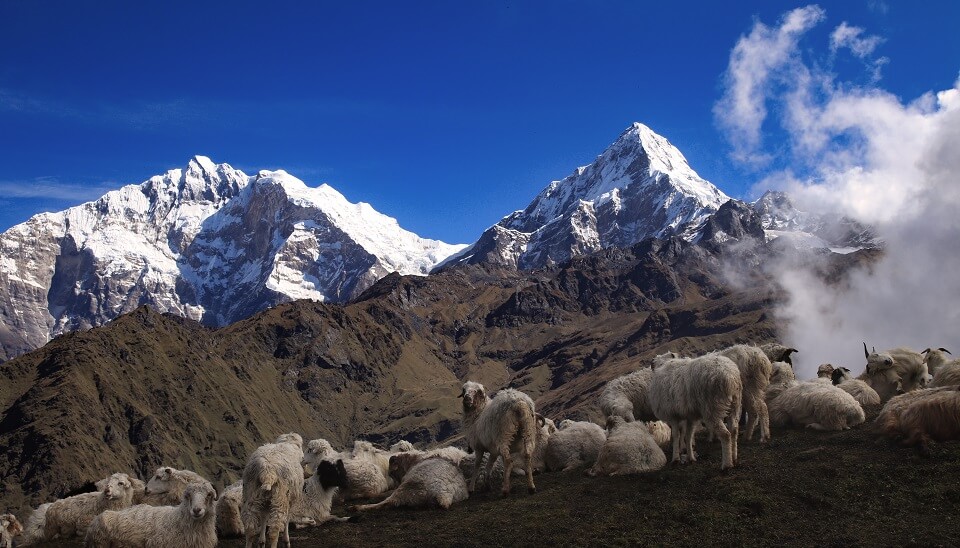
446 122 730 270
0 157 466 361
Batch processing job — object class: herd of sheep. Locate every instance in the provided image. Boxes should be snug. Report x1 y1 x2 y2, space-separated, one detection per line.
2 341 959 548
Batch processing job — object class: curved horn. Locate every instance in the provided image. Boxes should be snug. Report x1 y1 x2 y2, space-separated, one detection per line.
536 413 546 427
941 348 952 355
457 388 465 398
863 342 870 359
922 348 931 354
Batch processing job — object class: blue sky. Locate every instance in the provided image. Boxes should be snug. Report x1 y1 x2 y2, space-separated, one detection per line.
1 1 957 244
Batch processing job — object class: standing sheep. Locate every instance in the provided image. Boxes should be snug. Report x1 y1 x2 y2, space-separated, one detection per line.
351 456 469 511
141 466 209 505
599 368 656 423
831 367 882 407
718 344 773 442
877 385 960 454
42 472 137 540
85 481 218 548
545 420 606 472
768 381 865 431
242 432 305 548
459 381 539 496
586 417 666 476
216 481 244 538
648 352 743 470
0 514 22 548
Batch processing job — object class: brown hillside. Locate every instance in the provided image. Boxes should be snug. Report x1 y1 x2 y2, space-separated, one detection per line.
0 239 872 516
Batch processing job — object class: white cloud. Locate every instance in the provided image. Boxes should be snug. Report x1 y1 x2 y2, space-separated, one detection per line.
717 7 960 378
0 177 119 202
713 5 826 166
830 22 883 58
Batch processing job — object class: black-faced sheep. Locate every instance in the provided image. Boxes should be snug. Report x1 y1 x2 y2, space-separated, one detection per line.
759 343 799 366
649 352 743 470
241 432 305 548
295 446 354 527
85 481 218 548
586 417 666 476
459 381 539 496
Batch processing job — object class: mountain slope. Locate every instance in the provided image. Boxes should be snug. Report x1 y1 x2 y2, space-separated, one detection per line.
0 157 466 361
444 123 730 270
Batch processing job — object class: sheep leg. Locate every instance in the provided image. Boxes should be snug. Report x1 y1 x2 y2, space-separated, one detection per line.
500 449 514 496
669 420 683 464
706 417 734 470
684 421 697 463
524 448 536 495
352 494 395 512
470 450 486 493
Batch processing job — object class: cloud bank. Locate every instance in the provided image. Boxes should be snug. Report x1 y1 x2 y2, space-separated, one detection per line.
716 5 960 378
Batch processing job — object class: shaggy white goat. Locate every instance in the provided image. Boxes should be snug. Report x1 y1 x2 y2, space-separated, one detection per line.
544 420 606 472
0 514 22 548
351 456 469 511
830 367 882 407
216 481 244 538
933 363 960 388
718 344 773 442
586 417 666 476
877 386 960 454
459 381 539 496
42 472 137 540
768 380 865 431
15 503 49 547
860 344 928 401
241 432 305 548
85 481 218 548
141 466 209 506
598 368 656 422
921 347 955 376
649 352 743 470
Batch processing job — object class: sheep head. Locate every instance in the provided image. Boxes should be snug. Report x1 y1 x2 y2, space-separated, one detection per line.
863 343 895 374
275 432 304 449
99 473 134 501
459 381 488 412
388 453 421 484
1 514 23 537
182 482 217 520
146 467 176 495
651 351 680 370
817 363 836 378
317 459 349 490
831 367 852 385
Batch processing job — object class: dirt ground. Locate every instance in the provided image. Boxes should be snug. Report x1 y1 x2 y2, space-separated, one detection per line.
32 416 960 548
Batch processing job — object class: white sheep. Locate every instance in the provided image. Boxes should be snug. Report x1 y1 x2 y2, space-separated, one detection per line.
860 343 928 401
337 457 391 501
351 455 469 511
294 444 355 526
241 432 305 548
644 420 672 448
598 368 655 422
877 386 960 454
921 347 955 376
830 367 882 407
459 381 539 495
875 387 956 436
423 445 470 465
42 472 137 540
649 352 743 470
0 514 22 548
717 344 773 442
759 343 799 366
85 481 218 548
15 503 49 547
545 420 606 472
141 466 209 505
768 380 866 431
216 481 244 538
586 416 666 476
932 363 960 387
389 440 416 452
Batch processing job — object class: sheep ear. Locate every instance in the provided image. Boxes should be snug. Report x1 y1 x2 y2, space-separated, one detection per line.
457 388 465 398
787 348 799 354
95 478 108 490
164 467 173 476
536 414 546 427
863 342 870 359
212 486 219 501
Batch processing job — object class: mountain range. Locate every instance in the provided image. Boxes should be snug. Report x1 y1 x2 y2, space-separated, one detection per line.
0 123 874 362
